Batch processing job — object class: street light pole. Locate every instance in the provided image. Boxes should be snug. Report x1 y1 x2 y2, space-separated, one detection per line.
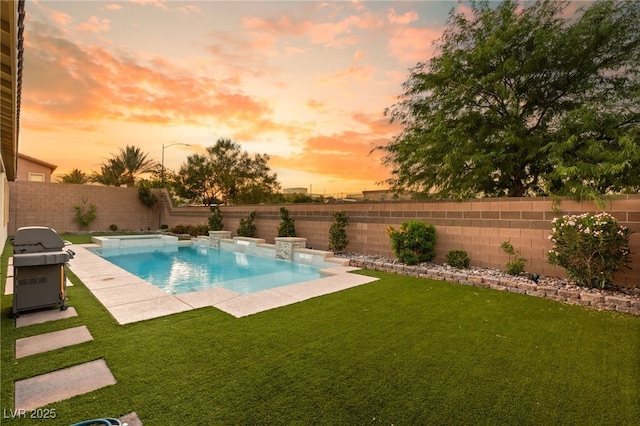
161 143 191 186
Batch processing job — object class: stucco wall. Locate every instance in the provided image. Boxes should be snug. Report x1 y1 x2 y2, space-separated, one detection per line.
8 181 640 287
17 157 54 182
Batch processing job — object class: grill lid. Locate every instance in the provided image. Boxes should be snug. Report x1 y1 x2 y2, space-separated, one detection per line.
12 227 65 253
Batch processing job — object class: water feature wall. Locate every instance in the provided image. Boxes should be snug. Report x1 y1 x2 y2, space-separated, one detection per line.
92 235 178 249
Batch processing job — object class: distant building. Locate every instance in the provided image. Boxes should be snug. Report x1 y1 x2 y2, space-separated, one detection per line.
283 187 308 195
362 189 412 201
17 153 57 182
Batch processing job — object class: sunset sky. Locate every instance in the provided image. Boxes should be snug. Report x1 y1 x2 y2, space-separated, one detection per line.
20 0 470 195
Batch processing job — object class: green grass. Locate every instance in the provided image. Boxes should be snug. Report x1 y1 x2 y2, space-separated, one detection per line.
2 237 639 425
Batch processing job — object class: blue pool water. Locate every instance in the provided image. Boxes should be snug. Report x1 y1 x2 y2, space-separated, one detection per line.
90 245 323 295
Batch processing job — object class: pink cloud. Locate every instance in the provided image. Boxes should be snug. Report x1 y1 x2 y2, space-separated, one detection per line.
50 11 73 26
176 4 201 14
127 0 169 11
387 8 418 25
105 4 123 11
76 16 111 33
387 26 441 63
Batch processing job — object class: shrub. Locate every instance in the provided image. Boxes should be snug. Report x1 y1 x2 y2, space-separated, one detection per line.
170 224 208 237
277 207 296 237
171 224 187 234
446 250 470 269
72 198 97 228
208 205 224 231
109 224 118 232
387 221 436 265
547 212 632 288
137 186 157 208
328 211 349 253
237 211 257 237
501 241 526 276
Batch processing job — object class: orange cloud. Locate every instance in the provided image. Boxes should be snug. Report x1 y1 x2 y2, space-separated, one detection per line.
306 99 326 112
270 132 391 184
268 112 399 184
105 4 123 11
317 65 376 87
21 28 286 136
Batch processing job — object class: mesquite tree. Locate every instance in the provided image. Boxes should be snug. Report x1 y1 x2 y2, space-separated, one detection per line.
377 0 640 200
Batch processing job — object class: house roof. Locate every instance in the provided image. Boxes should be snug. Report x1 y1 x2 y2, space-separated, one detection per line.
1 0 25 182
18 153 58 172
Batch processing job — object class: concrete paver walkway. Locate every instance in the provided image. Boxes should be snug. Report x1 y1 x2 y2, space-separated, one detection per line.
16 325 93 359
14 359 117 412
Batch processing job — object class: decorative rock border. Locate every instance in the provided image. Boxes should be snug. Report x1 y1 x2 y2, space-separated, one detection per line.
346 257 640 316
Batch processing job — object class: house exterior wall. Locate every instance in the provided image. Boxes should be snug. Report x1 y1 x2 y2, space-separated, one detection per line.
17 156 54 182
8 181 640 287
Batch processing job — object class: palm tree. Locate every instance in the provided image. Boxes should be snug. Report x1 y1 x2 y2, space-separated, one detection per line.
58 168 90 184
91 145 158 187
118 145 158 187
92 158 125 186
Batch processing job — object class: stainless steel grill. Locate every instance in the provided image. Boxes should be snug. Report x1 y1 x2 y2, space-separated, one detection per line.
11 227 74 317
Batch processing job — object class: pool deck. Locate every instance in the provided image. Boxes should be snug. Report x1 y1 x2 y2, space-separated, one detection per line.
68 244 378 324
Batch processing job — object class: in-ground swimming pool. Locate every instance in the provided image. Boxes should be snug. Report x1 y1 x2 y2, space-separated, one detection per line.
90 245 324 295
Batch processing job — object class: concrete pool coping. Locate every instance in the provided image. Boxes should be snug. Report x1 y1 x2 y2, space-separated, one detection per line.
68 244 378 324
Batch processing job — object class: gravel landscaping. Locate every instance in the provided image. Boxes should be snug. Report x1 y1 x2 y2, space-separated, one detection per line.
337 253 640 315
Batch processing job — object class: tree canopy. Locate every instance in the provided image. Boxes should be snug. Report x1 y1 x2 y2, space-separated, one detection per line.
92 145 157 187
377 0 640 200
174 138 281 204
58 168 90 184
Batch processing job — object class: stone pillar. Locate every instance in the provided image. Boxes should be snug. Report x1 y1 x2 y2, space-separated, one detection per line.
209 231 231 248
275 237 306 260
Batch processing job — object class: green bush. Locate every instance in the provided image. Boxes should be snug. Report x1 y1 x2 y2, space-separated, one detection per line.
547 212 632 288
387 221 436 265
237 211 257 237
137 186 157 208
72 198 97 228
277 207 296 237
328 211 349 253
501 241 526 275
170 224 208 237
109 224 118 232
446 250 470 269
208 205 224 231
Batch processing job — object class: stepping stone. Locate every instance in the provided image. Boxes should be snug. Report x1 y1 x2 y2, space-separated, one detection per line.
16 307 78 328
120 411 143 426
15 359 117 411
4 276 13 295
16 326 93 359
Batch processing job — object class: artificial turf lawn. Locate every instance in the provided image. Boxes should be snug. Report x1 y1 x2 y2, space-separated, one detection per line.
1 238 639 425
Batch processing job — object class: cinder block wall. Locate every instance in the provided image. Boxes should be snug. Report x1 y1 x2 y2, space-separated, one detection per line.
8 182 639 287
214 197 640 287
8 181 157 234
